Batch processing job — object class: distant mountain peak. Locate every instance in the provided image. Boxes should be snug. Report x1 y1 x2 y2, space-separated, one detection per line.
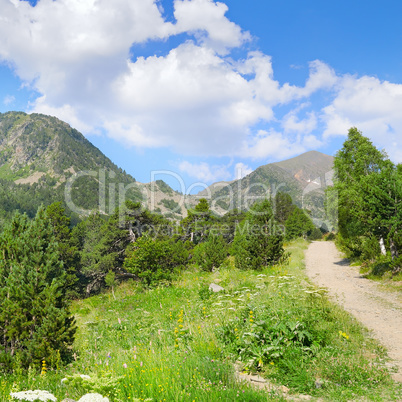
272 150 334 186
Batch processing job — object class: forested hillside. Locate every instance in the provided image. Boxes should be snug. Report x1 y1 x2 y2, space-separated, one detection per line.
203 150 334 227
0 112 145 225
0 112 334 228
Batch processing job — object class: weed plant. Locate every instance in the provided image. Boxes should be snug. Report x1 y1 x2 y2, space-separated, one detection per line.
1 239 401 401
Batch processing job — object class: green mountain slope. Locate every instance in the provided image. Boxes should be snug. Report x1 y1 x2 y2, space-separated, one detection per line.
202 151 334 224
0 112 334 227
0 112 143 223
0 111 134 181
0 112 189 225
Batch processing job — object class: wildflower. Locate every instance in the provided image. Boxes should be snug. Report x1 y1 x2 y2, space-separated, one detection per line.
40 360 46 376
118 318 121 324
77 393 109 402
123 363 128 368
10 390 56 401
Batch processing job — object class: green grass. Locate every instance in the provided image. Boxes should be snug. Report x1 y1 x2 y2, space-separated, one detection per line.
2 239 401 401
0 162 32 181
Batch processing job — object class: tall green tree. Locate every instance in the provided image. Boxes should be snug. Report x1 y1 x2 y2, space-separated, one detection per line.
333 127 402 261
181 198 216 244
285 207 315 240
0 208 76 370
232 199 284 270
73 201 170 295
334 127 388 242
274 192 295 225
45 202 80 298
358 161 402 259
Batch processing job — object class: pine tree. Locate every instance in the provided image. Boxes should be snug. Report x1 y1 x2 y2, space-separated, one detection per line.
193 234 228 271
45 202 80 298
285 207 315 240
0 208 76 370
232 199 284 270
274 192 295 225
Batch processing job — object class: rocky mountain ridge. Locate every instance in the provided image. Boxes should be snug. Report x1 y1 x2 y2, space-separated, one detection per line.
0 112 333 224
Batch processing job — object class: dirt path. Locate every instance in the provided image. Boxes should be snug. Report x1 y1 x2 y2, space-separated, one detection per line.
305 241 402 382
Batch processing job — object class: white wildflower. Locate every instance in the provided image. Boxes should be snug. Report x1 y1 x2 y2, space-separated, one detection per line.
10 390 57 401
80 374 91 380
78 393 109 402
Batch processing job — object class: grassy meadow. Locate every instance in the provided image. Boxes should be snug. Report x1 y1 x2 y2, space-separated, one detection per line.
2 239 401 401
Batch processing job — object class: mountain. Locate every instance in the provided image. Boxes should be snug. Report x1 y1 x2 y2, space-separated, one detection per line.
0 112 186 224
202 151 334 224
0 111 334 227
273 151 334 186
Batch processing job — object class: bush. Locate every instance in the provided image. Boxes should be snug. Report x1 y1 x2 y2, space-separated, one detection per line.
325 232 336 241
232 199 285 270
308 227 323 241
124 236 188 285
193 235 228 271
285 207 315 240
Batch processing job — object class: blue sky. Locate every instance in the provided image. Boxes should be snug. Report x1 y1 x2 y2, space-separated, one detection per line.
1 0 402 191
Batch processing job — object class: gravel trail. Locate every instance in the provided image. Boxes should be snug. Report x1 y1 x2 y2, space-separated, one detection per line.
305 241 402 381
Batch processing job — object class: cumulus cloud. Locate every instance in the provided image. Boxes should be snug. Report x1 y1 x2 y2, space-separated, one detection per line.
322 75 402 161
242 129 309 160
1 0 401 165
179 160 231 182
173 0 250 54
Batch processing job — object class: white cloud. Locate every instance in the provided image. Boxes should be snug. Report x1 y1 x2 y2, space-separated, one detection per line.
3 94 15 105
179 160 231 182
242 130 307 160
173 0 250 54
234 162 252 179
2 0 401 164
322 75 402 161
282 106 317 134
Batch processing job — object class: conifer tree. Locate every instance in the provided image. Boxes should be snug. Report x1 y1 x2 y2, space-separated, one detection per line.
45 202 80 298
0 208 76 370
232 199 284 270
285 207 315 240
193 234 228 271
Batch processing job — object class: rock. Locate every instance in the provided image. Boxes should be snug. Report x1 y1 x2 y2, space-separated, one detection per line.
297 395 312 400
209 283 224 292
249 374 267 383
314 379 324 388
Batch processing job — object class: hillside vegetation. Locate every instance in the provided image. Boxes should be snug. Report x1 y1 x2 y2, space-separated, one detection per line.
2 120 401 401
0 240 400 401
0 112 334 226
330 128 402 280
0 112 187 224
200 151 333 226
